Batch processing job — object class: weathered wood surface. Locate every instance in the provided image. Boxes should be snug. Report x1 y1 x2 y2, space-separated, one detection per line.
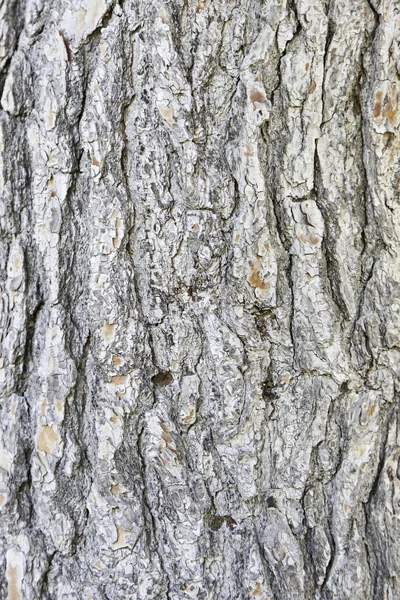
0 0 399 598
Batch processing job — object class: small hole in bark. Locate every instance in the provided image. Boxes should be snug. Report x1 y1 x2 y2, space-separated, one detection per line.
340 381 350 393
267 496 277 508
152 371 173 387
210 516 224 531
209 515 237 531
262 379 275 399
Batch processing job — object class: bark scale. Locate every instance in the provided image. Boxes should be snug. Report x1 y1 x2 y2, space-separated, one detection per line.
0 0 399 599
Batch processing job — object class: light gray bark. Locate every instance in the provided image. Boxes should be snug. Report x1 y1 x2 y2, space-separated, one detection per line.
0 0 399 598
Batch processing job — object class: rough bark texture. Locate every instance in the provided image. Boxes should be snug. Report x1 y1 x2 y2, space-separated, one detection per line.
0 0 399 598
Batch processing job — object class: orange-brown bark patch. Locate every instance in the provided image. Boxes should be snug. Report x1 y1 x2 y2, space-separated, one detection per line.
250 90 266 103
308 80 316 94
37 425 60 454
383 91 398 124
183 409 195 423
374 91 382 118
102 321 116 341
110 375 128 385
248 257 269 290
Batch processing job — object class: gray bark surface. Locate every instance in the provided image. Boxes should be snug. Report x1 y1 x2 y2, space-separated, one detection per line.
0 0 399 598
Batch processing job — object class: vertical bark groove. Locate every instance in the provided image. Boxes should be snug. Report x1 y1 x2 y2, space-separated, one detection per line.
0 0 399 598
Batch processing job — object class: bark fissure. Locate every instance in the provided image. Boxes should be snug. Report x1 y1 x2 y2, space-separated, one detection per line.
0 0 399 598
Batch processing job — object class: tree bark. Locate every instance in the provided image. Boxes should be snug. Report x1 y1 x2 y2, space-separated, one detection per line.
0 0 399 598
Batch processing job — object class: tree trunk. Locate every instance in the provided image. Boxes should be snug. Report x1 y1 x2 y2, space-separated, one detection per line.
0 0 399 598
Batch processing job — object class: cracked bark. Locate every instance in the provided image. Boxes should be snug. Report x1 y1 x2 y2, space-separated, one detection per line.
0 0 399 599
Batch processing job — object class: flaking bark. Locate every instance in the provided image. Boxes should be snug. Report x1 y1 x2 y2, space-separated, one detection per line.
0 0 399 598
